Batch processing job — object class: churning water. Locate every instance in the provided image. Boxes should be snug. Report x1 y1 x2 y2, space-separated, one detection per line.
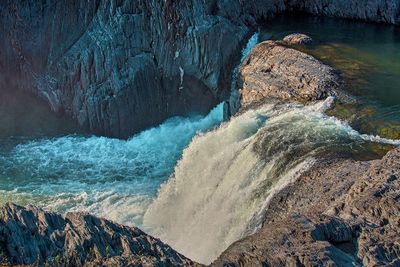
0 103 225 225
143 96 400 264
1 16 400 265
0 31 260 227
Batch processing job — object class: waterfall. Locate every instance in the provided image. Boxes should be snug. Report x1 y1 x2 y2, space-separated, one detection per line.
0 32 261 230
143 96 400 264
0 103 225 226
227 32 260 117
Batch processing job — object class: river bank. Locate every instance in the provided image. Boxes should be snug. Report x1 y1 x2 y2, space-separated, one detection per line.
1 1 400 266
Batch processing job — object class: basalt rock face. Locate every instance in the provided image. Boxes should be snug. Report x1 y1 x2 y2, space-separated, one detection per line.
0 0 251 138
213 148 400 266
238 40 341 106
288 0 400 24
0 203 196 267
1 1 399 138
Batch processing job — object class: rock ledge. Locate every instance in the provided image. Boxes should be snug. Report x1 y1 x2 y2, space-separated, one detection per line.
0 203 196 267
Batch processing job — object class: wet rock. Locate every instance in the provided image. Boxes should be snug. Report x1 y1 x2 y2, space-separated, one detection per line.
238 40 341 106
0 203 197 267
283 33 313 45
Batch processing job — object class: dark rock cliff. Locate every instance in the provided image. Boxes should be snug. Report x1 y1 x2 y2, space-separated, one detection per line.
0 203 197 266
1 0 399 138
0 0 251 138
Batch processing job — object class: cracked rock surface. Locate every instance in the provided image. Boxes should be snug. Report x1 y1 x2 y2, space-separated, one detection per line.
0 203 197 267
238 40 341 106
1 0 399 138
213 148 400 267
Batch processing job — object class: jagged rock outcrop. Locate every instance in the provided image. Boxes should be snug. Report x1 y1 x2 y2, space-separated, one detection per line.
1 0 399 138
238 40 341 106
213 148 400 266
0 0 252 138
213 28 400 266
0 203 196 267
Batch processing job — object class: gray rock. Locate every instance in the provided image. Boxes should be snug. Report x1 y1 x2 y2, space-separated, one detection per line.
288 0 400 24
212 148 400 267
0 0 250 138
283 33 313 45
0 203 197 267
238 40 341 106
1 0 399 138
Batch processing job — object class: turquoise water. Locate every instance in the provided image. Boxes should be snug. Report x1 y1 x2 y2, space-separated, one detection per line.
0 32 262 226
0 88 224 225
261 15 400 139
0 16 399 235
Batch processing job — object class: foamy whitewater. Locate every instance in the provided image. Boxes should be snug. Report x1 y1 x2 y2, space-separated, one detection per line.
0 103 224 225
1 32 400 265
143 96 400 264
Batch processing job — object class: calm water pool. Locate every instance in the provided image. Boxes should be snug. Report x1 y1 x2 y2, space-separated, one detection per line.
261 15 400 140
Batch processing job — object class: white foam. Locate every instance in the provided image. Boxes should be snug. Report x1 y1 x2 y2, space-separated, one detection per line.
143 97 400 264
0 103 225 226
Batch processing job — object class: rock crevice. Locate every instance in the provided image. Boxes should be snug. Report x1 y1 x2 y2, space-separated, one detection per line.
213 148 400 267
1 0 399 138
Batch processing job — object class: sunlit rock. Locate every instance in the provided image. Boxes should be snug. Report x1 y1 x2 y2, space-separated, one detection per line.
238 40 341 106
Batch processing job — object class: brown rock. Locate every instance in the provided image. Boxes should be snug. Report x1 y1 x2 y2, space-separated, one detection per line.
283 33 313 45
238 41 341 107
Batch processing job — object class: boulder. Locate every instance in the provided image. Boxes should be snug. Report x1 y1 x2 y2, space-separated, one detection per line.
283 33 313 45
238 40 341 106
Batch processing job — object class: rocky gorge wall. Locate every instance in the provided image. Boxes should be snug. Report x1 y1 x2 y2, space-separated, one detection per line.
0 0 251 138
1 0 399 138
213 147 400 266
1 1 400 266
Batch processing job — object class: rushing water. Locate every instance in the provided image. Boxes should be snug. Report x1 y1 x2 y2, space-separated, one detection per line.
0 16 400 265
143 17 400 263
143 96 400 264
0 100 224 225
